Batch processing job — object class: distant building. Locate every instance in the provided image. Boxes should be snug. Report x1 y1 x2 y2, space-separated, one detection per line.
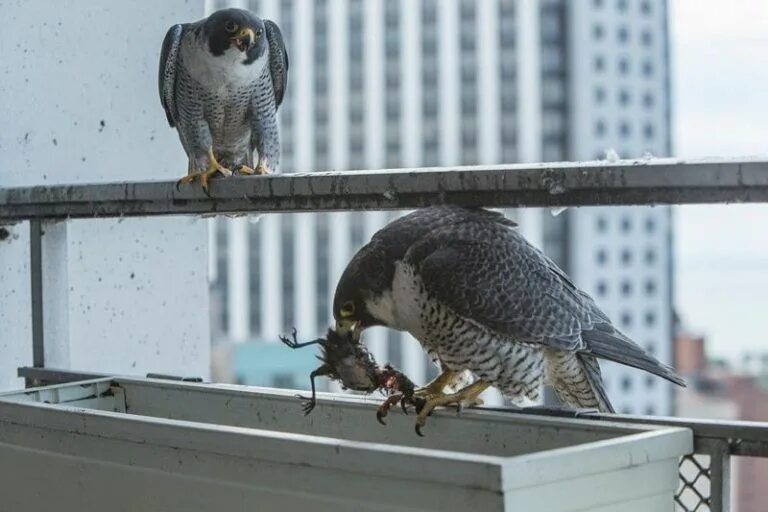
675 329 768 512
207 0 675 412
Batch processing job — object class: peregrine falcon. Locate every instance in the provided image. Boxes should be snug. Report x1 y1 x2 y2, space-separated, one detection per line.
333 206 685 433
159 8 288 192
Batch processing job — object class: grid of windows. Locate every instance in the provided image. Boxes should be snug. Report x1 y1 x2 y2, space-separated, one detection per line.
248 224 261 334
541 0 567 162
384 1 401 168
421 0 439 166
313 0 329 171
280 215 294 330
499 0 517 162
459 0 478 164
279 0 294 172
215 220 228 333
315 214 330 328
348 0 365 170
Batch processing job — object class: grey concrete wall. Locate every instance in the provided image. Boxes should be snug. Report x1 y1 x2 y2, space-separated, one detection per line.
0 0 210 389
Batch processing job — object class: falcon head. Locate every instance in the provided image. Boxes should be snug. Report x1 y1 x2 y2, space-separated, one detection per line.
205 8 267 63
333 244 393 340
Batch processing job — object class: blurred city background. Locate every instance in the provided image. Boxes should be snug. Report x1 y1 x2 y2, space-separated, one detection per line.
0 0 766 509
206 0 768 424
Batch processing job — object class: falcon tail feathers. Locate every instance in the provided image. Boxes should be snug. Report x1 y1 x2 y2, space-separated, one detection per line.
584 326 686 387
576 353 615 413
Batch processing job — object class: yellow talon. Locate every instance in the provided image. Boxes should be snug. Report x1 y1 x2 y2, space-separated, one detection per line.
177 149 232 194
414 380 490 436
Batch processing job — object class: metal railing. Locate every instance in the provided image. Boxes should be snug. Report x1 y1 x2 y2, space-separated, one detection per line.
3 157 768 512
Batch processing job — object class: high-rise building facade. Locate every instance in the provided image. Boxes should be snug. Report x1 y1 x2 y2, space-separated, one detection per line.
207 0 674 414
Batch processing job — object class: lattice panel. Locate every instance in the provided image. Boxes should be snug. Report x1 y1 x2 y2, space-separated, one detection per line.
675 454 711 512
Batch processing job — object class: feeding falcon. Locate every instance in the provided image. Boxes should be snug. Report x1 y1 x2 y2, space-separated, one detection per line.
333 206 685 433
159 8 288 193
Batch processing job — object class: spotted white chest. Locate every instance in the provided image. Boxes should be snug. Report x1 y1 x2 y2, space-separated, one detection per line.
180 37 267 92
365 261 545 402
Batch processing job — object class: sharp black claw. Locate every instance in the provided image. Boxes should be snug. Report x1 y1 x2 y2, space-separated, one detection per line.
376 410 387 426
415 424 425 437
413 397 427 415
400 398 409 415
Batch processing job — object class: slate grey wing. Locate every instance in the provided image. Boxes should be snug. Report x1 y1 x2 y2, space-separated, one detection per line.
406 225 590 352
405 219 685 387
158 24 186 128
264 19 289 107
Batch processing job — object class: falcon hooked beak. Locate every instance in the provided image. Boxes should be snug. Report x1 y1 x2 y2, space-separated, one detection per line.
335 318 362 342
230 27 256 52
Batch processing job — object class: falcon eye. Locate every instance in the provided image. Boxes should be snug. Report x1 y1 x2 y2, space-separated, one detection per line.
256 28 263 37
340 301 355 317
224 21 239 33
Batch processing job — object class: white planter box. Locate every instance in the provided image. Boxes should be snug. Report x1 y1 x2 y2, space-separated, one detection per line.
0 377 691 511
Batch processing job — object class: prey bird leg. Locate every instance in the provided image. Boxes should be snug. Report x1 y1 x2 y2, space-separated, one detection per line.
300 365 331 415
279 327 325 350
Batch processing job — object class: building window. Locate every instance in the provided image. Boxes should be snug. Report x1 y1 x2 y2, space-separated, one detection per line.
595 120 606 137
645 249 656 264
619 121 631 138
620 216 632 232
643 123 655 139
617 0 628 11
596 249 608 265
594 0 604 7
617 26 629 43
645 279 656 295
642 60 654 76
593 24 605 40
618 58 629 75
641 30 653 46
594 55 605 72
596 281 608 297
621 376 632 391
596 216 608 232
645 375 656 389
621 312 632 328
618 89 630 106
595 87 606 103
645 311 656 326
643 93 655 108
641 0 652 15
621 249 632 264
644 405 655 416
621 280 632 296
646 342 656 355
645 216 657 232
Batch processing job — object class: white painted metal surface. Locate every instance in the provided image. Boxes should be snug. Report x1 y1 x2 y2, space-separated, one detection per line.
0 0 211 390
0 377 692 511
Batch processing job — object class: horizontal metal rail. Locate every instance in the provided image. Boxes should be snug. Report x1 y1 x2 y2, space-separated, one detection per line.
1 158 767 221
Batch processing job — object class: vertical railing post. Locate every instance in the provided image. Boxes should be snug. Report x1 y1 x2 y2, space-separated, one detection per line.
709 440 732 512
29 220 44 370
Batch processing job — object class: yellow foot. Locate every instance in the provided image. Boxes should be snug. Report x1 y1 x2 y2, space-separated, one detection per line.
414 381 490 437
234 163 269 176
177 149 232 194
413 370 460 399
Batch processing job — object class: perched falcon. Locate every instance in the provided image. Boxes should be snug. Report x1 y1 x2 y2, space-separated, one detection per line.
159 8 288 192
333 206 685 432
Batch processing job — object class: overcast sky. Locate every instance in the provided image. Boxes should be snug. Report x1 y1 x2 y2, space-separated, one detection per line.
672 0 768 360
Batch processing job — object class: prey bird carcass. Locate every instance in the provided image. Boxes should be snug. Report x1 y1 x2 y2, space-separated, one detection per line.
279 328 418 424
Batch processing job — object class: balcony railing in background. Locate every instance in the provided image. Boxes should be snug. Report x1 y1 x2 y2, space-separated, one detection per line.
4 157 768 512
